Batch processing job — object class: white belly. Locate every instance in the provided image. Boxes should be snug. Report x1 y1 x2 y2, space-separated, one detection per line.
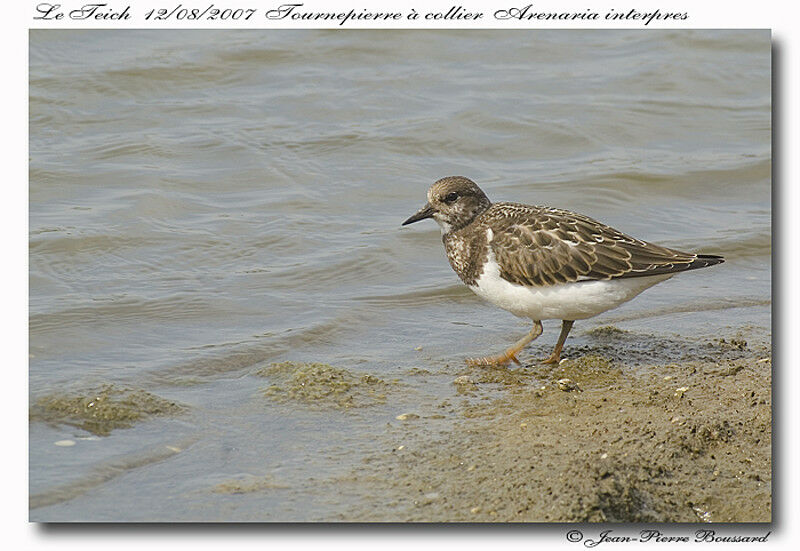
469 255 672 321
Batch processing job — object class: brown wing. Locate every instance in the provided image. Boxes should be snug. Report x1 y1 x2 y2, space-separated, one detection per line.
484 203 724 287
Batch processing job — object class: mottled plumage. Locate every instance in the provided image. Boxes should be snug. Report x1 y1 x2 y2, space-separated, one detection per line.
448 202 723 287
402 176 724 366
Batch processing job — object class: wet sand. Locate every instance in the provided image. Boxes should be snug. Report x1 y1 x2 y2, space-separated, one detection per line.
29 325 770 521
333 326 772 522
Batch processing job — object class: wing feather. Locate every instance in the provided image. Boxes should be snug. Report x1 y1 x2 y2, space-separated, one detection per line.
483 203 723 287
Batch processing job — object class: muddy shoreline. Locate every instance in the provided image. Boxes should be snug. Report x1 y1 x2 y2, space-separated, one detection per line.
333 326 772 522
29 325 771 522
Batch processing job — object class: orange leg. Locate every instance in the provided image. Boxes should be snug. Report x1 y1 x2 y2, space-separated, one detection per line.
542 320 574 364
467 320 543 367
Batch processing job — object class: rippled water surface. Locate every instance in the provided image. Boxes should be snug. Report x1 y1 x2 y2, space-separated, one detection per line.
29 30 770 521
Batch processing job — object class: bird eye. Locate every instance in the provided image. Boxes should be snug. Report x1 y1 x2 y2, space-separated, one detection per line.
443 192 459 203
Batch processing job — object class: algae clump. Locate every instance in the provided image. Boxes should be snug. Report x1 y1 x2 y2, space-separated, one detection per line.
30 384 186 436
585 325 629 339
256 361 392 409
550 354 623 389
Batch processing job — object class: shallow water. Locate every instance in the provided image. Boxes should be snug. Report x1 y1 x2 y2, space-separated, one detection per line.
29 29 770 521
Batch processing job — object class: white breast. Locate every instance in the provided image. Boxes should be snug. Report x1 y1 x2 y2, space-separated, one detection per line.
469 249 672 321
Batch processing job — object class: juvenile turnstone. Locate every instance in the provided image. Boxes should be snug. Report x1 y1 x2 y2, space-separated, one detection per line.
402 176 724 366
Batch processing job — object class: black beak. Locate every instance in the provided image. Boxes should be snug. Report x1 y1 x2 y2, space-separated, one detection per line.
402 203 435 226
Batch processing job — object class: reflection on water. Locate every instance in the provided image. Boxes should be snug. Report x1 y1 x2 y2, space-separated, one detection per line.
29 29 770 521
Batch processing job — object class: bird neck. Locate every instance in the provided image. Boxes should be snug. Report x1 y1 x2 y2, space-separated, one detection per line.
445 199 491 235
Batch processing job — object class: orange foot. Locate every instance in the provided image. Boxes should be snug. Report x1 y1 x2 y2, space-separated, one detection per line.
465 321 542 368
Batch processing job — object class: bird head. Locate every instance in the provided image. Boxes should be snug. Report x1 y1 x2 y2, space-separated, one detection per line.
402 176 491 234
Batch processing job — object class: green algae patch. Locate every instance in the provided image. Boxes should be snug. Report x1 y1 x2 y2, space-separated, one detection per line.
537 354 623 390
30 384 186 436
471 365 534 387
212 474 289 494
562 354 615 370
585 325 629 339
256 361 393 409
713 337 748 351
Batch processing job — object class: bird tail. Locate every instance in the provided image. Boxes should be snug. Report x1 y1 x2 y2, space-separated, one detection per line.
691 254 725 269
